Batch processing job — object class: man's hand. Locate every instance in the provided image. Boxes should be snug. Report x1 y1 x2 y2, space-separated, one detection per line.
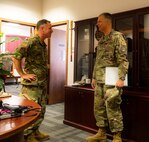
91 79 96 89
116 79 124 88
13 58 37 82
21 74 36 82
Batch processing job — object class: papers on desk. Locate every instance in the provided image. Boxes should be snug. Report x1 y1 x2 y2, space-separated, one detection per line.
0 92 12 98
105 67 128 86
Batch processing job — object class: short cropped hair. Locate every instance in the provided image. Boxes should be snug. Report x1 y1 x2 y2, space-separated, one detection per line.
99 13 112 22
36 19 50 30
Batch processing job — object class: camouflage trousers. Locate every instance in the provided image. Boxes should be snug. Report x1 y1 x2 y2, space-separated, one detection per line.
94 84 123 133
19 85 47 136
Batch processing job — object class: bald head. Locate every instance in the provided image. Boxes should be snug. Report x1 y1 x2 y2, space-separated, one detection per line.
99 13 112 23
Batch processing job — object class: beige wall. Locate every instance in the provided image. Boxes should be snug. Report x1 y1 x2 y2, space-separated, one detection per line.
0 0 42 23
42 0 149 85
42 0 149 22
0 0 149 84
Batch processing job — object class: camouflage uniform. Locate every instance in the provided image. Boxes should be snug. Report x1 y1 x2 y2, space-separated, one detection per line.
93 30 129 133
13 35 48 136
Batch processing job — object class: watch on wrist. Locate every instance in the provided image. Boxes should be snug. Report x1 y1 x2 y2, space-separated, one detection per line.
120 77 125 81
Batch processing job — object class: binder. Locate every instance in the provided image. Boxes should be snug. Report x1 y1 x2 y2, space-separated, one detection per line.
105 67 128 86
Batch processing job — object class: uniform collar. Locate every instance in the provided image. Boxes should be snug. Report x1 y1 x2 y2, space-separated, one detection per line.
99 29 115 43
35 35 47 47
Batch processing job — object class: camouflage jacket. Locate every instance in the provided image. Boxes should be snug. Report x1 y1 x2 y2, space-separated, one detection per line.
13 35 48 86
92 30 129 83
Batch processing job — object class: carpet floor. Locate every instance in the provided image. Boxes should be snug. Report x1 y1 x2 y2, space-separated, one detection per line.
5 84 112 142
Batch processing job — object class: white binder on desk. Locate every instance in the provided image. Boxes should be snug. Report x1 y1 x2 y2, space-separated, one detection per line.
105 67 128 86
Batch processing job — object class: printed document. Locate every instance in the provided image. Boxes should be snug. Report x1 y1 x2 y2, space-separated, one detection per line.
105 67 128 86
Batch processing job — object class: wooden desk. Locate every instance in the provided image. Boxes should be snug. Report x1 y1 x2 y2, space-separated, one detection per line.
0 95 41 142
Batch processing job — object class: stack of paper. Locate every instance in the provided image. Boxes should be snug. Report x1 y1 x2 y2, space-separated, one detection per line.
105 67 128 86
0 92 12 98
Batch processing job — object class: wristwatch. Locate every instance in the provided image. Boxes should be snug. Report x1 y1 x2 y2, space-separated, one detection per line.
120 77 125 81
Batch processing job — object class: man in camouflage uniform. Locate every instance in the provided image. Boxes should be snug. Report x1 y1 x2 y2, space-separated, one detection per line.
87 13 129 142
13 19 53 142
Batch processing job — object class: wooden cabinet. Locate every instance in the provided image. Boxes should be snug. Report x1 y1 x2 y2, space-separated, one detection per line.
112 7 149 89
64 86 149 142
64 86 98 133
74 18 97 81
112 9 149 141
67 6 149 142
121 91 149 142
74 7 149 91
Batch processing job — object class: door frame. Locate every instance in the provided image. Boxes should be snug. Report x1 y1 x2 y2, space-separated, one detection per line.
0 18 36 35
0 18 36 82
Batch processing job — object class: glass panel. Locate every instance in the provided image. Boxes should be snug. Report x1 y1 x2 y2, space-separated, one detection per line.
76 24 90 81
115 17 133 86
139 14 149 87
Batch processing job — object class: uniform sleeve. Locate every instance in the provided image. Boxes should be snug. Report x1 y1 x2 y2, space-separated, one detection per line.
13 39 29 60
93 30 103 79
115 33 129 79
92 60 97 79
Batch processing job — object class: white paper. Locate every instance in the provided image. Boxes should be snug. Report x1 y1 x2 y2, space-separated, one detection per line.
13 69 20 77
105 67 128 86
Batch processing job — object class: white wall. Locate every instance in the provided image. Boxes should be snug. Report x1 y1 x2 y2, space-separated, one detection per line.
42 0 149 22
0 0 42 23
0 0 42 83
0 0 149 85
42 0 149 85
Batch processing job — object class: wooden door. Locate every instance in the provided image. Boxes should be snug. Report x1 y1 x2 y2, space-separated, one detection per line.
48 23 68 104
